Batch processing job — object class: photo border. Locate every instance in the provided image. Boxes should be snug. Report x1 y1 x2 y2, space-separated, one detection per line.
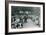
5 1 45 35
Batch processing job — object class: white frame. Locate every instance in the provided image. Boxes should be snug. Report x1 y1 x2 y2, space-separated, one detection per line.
8 3 43 33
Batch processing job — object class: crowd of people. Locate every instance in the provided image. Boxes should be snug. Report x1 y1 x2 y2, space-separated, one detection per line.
11 15 40 29
11 15 28 29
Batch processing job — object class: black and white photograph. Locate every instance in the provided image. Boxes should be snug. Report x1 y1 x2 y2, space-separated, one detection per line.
7 2 45 33
11 6 40 29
